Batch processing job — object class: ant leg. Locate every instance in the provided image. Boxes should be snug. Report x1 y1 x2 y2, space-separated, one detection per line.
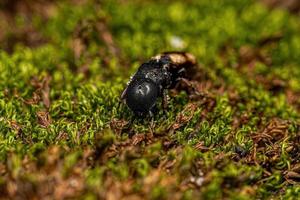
127 115 137 138
176 77 191 86
176 77 201 96
118 87 127 111
162 90 168 109
121 87 128 100
149 110 155 119
177 68 186 77
149 110 155 135
162 90 169 116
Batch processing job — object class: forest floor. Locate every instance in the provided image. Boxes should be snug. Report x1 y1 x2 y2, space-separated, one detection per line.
0 0 300 199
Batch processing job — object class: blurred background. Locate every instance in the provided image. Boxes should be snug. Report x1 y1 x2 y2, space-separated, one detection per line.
0 0 300 53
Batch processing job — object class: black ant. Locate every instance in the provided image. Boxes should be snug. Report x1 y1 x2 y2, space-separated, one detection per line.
121 52 197 117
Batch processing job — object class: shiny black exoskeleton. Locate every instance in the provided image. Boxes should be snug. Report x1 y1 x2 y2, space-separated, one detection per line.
121 52 197 116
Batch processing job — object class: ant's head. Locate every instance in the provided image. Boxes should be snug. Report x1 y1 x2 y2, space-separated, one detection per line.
124 79 159 116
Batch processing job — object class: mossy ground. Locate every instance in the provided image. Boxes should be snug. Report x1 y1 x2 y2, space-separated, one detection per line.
0 0 300 199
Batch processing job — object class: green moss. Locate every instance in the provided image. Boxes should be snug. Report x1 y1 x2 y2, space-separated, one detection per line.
0 0 300 199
